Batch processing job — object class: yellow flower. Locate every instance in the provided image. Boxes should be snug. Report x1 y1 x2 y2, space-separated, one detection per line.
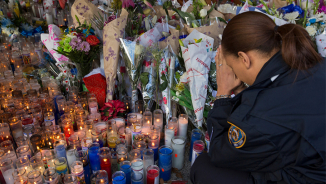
175 82 185 92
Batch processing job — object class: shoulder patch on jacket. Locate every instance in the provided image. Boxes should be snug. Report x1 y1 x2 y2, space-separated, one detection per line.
227 121 246 148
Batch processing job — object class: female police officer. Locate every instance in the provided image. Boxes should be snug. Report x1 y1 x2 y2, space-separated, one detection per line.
190 11 326 183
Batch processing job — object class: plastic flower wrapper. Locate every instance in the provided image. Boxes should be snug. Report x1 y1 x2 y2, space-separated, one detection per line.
158 47 170 114
140 57 157 110
180 29 214 127
316 29 326 57
120 38 145 112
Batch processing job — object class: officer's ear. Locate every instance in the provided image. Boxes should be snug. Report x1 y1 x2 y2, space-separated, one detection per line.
238 51 251 70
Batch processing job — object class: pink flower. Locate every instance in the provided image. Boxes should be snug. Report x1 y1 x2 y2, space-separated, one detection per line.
122 0 135 8
100 100 126 120
163 97 167 104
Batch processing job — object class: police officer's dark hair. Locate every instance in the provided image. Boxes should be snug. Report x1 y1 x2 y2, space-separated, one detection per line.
221 11 322 70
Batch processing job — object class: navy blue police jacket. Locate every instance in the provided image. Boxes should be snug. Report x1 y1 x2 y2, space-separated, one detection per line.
207 52 326 184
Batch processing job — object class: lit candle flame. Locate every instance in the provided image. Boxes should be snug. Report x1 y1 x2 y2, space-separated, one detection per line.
104 159 107 162
152 143 155 147
49 142 51 145
37 146 39 150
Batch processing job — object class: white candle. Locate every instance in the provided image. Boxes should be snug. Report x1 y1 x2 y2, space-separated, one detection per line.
113 118 125 129
46 12 53 25
89 102 98 114
141 126 151 136
125 128 132 146
154 119 163 131
178 115 188 138
164 125 175 147
171 137 186 170
3 168 14 184
66 149 76 167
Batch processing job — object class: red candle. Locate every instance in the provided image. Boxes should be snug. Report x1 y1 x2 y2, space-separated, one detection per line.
100 158 112 181
147 166 159 184
22 118 33 125
0 135 13 144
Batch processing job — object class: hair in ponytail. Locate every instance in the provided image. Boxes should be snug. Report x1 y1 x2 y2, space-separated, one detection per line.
221 11 322 70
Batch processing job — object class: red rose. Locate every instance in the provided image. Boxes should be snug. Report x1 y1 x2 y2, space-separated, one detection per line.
120 66 126 73
86 35 100 46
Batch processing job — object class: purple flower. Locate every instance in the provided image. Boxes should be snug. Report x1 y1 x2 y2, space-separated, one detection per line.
122 0 135 8
78 41 90 52
69 37 78 48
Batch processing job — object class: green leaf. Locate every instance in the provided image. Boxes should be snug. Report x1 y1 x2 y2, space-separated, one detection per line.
218 17 228 24
175 72 181 81
207 3 216 15
140 72 149 86
159 81 168 92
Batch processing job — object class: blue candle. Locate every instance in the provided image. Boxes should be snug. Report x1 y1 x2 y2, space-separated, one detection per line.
54 144 66 159
93 139 103 148
113 171 126 184
189 129 201 161
84 163 91 184
88 143 101 172
151 147 158 161
120 162 131 184
159 146 173 181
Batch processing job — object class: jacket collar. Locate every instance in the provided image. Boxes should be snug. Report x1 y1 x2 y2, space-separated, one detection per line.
251 51 290 87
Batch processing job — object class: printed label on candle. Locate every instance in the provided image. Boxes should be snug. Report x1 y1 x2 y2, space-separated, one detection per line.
131 130 141 145
154 176 159 184
44 118 55 126
89 107 97 114
22 54 31 64
109 147 117 159
73 165 85 184
175 154 178 158
191 150 202 166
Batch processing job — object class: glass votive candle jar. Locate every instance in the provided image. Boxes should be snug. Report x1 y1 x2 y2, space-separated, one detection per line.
116 147 128 165
53 133 67 148
131 159 144 176
142 149 154 178
135 100 144 114
99 147 112 181
62 119 74 141
146 165 159 184
141 126 151 140
68 134 81 151
168 117 178 136
107 119 117 133
0 140 15 153
88 96 98 114
0 123 13 143
30 155 45 177
16 156 32 173
66 149 77 169
158 146 173 181
12 167 28 180
75 150 91 184
8 116 23 139
87 113 101 124
153 109 163 131
44 111 55 126
16 145 32 158
94 121 108 147
171 136 186 170
142 110 152 127
120 161 131 184
164 124 175 147
64 174 77 184
131 172 143 184
14 176 28 184
127 113 137 127
112 171 125 184
148 133 159 161
112 117 125 130
0 159 15 184
134 140 147 155
54 157 68 175
70 161 85 183
43 168 59 184
41 150 56 169
85 120 93 138
88 143 101 172
91 131 104 148
27 170 42 184
30 134 42 153
128 149 141 161
49 125 61 135
116 138 126 150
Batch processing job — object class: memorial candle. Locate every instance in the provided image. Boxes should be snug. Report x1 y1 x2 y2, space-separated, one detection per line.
75 150 91 184
120 161 131 184
191 140 205 165
8 117 23 139
112 117 125 130
142 110 152 127
158 146 173 181
27 170 42 184
116 138 126 150
131 172 143 184
131 159 144 175
129 149 142 161
43 168 59 184
125 128 132 146
142 149 154 183
0 159 15 184
0 123 14 144
153 110 163 131
112 171 126 184
148 133 159 161
30 156 45 181
116 147 128 166
66 149 77 167
178 114 188 138
168 117 178 136
134 141 147 157
44 112 55 126
41 150 56 169
70 161 85 184
64 174 77 184
0 150 6 183
94 122 109 147
54 143 66 159
100 147 112 181
88 143 101 172
16 156 32 174
85 120 93 138
146 165 159 184
62 119 74 143
92 131 104 148
171 136 186 170
189 129 201 161
164 124 175 147
12 168 27 181
95 170 108 184
54 157 68 175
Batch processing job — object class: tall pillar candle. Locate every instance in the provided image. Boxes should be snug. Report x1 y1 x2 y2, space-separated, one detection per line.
131 159 144 177
146 165 159 184
70 161 85 184
164 124 175 147
153 110 163 131
66 149 77 168
189 129 201 161
54 157 68 175
168 117 178 136
88 143 101 172
171 136 186 170
75 150 91 184
0 159 15 184
131 172 143 184
178 114 188 138
148 133 159 161
142 149 154 184
120 161 131 184
100 147 112 181
116 147 128 167
142 110 152 127
54 143 66 159
158 146 173 181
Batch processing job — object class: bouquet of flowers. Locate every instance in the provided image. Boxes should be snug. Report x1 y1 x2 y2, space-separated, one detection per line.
56 16 102 79
100 100 126 121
